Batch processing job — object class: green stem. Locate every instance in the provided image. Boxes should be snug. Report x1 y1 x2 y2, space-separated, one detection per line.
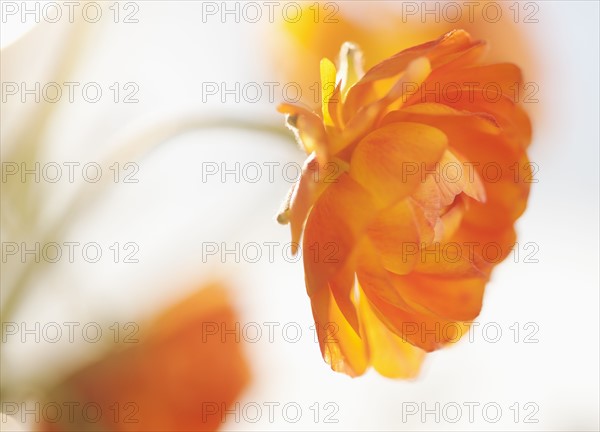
1 116 294 335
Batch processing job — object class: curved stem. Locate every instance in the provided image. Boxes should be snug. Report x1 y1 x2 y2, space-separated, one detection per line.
1 115 294 334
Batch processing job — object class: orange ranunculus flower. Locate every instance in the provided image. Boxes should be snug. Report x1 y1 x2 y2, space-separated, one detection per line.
277 30 532 378
39 284 250 431
273 1 535 110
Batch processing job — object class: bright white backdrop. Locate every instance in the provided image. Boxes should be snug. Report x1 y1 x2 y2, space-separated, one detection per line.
1 1 598 430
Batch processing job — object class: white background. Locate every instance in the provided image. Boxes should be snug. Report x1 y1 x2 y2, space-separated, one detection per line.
1 1 599 430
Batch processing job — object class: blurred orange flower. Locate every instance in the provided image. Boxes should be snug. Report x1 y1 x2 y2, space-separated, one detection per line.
39 284 250 431
273 1 535 110
277 30 532 378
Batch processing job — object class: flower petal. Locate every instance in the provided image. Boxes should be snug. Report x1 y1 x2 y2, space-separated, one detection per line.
39 285 250 431
357 30 477 84
310 283 367 377
303 173 374 297
356 249 470 352
366 199 421 275
350 122 447 207
320 57 338 127
424 63 524 104
278 102 329 158
381 103 531 228
388 269 486 322
283 154 334 251
357 287 425 378
336 42 365 99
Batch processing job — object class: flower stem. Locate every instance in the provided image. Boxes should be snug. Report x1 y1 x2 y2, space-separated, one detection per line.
1 115 294 336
